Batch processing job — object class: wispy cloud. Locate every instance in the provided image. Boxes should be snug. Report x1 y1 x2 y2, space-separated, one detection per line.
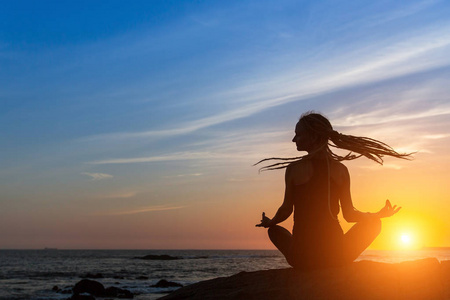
85 128 294 165
96 205 185 216
81 172 113 180
360 163 404 171
423 134 450 139
87 152 254 165
97 191 137 199
333 105 450 127
365 0 439 27
163 173 203 178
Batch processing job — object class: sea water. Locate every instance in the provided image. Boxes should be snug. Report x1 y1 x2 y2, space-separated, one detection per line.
1 248 449 300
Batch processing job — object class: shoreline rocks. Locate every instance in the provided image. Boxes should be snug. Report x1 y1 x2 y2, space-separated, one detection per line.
71 279 133 299
159 258 450 300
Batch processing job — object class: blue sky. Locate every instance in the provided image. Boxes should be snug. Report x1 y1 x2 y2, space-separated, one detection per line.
1 0 450 249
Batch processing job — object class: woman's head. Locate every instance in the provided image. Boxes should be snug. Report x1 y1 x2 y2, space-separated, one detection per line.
293 112 333 153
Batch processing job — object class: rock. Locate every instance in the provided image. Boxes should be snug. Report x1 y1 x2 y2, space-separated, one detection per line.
71 279 134 298
72 279 105 296
82 273 103 279
135 254 182 260
104 286 134 298
159 258 448 300
52 285 59 291
152 279 183 288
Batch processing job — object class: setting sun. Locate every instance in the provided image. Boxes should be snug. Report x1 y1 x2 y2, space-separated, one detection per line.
400 234 412 245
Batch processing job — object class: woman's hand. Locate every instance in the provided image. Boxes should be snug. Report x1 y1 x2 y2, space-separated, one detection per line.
375 199 401 218
255 212 272 228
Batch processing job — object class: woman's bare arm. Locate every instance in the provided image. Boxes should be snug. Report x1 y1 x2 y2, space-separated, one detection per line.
256 167 294 228
339 164 372 222
340 164 401 222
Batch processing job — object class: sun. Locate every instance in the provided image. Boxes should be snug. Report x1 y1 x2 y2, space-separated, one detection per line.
400 234 412 245
398 233 418 249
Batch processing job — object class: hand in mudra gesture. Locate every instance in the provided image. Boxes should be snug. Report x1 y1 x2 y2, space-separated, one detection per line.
376 200 401 218
255 212 272 228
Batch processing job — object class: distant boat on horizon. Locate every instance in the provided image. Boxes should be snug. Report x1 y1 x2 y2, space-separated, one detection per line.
43 247 58 250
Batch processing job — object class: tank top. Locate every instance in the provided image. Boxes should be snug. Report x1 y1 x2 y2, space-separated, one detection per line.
289 157 344 269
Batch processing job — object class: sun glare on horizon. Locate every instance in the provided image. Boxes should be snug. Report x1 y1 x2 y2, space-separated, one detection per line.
398 233 416 249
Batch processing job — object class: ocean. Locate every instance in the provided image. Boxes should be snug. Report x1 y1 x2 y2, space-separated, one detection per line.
1 248 449 300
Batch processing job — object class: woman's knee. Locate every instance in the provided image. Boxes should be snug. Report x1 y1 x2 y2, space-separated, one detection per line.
267 225 292 244
267 225 283 239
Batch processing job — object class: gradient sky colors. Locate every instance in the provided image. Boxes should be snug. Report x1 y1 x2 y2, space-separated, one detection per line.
1 0 449 249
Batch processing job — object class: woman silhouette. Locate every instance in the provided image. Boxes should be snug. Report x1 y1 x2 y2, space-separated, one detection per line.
256 112 410 269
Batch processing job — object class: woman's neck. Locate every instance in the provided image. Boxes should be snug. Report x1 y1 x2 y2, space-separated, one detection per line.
307 148 328 159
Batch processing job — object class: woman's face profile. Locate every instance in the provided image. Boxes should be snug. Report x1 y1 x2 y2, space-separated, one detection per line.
292 122 311 152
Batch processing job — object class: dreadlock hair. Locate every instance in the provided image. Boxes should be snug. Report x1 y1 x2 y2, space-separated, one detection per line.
255 111 413 172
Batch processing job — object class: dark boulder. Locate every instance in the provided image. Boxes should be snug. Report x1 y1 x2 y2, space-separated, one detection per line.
72 279 105 296
71 279 134 299
82 273 103 279
152 279 183 288
104 286 134 298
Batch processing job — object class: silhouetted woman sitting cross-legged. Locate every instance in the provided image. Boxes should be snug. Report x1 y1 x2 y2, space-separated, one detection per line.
256 112 411 270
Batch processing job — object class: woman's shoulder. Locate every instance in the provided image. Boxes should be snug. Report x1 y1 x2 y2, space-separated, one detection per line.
330 159 350 185
331 159 348 172
286 159 313 185
286 158 312 171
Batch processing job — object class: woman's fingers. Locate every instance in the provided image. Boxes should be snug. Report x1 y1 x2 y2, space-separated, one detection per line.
386 199 392 209
256 212 266 227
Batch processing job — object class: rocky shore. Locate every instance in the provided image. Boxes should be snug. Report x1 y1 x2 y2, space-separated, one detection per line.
51 278 184 300
159 258 450 300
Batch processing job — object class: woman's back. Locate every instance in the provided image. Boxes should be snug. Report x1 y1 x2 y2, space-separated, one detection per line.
288 157 345 268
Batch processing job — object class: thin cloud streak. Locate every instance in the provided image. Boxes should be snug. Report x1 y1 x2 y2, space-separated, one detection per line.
333 106 450 127
423 134 450 139
364 0 440 28
163 173 203 178
82 172 113 180
86 129 291 165
87 152 256 165
360 163 404 171
96 205 185 216
97 192 138 199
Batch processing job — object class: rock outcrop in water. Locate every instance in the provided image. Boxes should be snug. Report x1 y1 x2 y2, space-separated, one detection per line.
70 279 133 299
135 254 182 260
159 258 450 300
151 279 184 288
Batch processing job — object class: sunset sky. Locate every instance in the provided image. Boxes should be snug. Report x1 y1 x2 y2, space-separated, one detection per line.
1 0 449 250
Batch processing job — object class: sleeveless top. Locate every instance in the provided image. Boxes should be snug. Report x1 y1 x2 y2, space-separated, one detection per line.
289 157 344 269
